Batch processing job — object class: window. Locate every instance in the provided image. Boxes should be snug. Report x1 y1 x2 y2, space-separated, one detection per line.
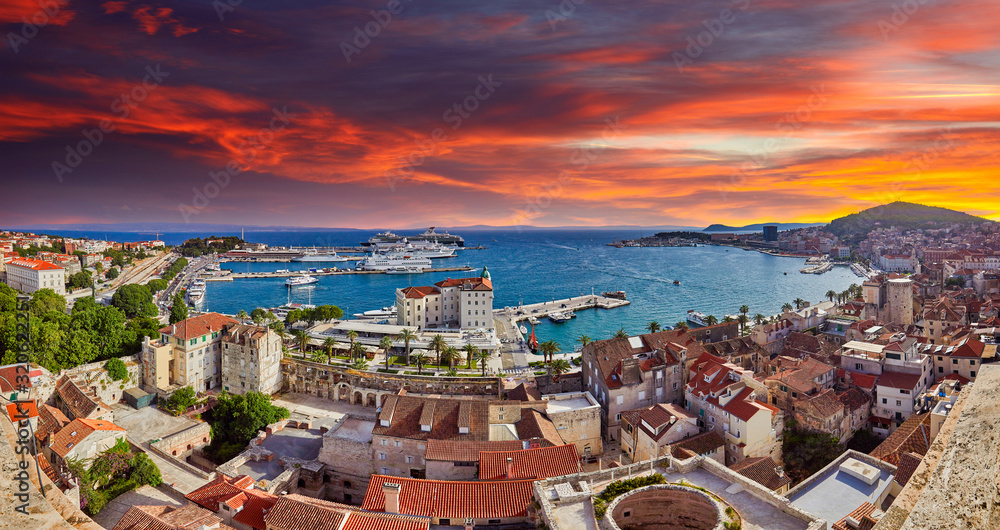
855 363 862 370
938 367 944 373
656 387 663 398
638 391 645 400
901 389 910 395
970 360 976 366
381 439 387 446
615 413 621 421
405 456 413 463
953 359 958 365
394 440 402 447
882 398 887 404
616 395 623 405
378 453 387 460
896 400 902 406
970 371 976 378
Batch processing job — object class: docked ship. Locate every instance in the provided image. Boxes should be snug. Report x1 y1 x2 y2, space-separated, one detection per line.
687 310 709 328
548 311 571 323
292 248 350 262
372 240 457 259
355 254 433 271
223 248 303 261
269 302 316 319
362 227 465 247
385 266 424 274
286 273 319 287
602 290 627 300
186 280 206 305
353 306 398 319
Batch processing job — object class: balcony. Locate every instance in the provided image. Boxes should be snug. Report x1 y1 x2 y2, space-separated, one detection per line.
725 430 742 445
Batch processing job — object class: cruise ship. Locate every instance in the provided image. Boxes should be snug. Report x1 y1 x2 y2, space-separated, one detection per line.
292 248 351 262
286 273 319 286
372 241 457 259
362 227 465 247
355 254 433 271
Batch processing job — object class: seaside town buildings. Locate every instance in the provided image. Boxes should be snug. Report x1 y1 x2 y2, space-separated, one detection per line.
5 257 66 295
395 269 494 331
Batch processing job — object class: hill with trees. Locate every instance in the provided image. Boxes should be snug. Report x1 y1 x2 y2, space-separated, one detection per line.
827 202 988 243
176 236 246 257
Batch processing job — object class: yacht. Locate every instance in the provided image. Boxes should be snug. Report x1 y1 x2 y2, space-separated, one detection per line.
292 248 350 262
687 310 709 328
353 306 398 319
186 280 206 305
528 316 541 325
548 311 570 323
269 302 316 319
286 273 319 287
355 254 433 271
362 227 465 247
601 290 627 300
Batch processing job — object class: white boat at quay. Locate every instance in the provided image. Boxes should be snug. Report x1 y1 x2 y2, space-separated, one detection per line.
286 273 319 286
385 266 424 274
355 254 433 271
353 306 398 319
292 248 351 262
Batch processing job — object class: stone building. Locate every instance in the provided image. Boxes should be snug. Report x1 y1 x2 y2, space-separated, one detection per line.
54 375 113 423
764 356 837 412
887 278 915 326
5 257 65 295
619 403 699 463
317 414 377 505
424 440 524 481
581 330 694 443
921 297 967 344
143 313 238 393
221 323 283 395
539 391 603 457
396 271 494 331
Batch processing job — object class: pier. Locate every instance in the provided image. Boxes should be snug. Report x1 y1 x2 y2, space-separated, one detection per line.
217 266 474 279
493 294 631 373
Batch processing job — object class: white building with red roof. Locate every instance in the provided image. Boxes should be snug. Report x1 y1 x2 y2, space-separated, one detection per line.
43 417 126 474
142 312 239 393
395 268 494 331
684 352 780 466
5 256 65 295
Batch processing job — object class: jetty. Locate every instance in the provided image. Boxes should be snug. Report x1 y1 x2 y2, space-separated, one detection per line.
493 294 630 348
220 266 474 279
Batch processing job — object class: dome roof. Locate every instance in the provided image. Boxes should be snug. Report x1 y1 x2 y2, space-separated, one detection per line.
481 265 491 280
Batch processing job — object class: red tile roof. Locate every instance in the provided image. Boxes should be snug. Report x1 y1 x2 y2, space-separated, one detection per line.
159 312 238 341
363 475 535 519
375 395 490 442
6 400 38 422
479 444 580 480
8 257 63 270
0 365 33 393
185 474 257 511
877 371 922 390
424 439 525 462
434 277 492 290
620 403 695 442
831 502 878 530
36 404 70 445
668 431 725 459
341 511 430 530
871 413 931 465
730 456 792 491
399 286 439 299
56 375 108 420
265 494 351 530
49 418 125 457
113 503 230 530
949 338 985 358
231 491 278 530
893 451 923 487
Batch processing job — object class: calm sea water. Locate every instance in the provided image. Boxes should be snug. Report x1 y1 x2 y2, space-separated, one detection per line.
56 229 859 350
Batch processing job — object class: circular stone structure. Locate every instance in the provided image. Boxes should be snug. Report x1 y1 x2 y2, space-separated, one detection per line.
604 484 727 530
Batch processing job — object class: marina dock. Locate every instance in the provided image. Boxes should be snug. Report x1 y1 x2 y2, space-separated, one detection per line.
217 266 474 279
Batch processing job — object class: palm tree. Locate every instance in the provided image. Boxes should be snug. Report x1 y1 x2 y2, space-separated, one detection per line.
396 328 417 366
705 315 719 326
781 302 794 312
294 329 310 356
322 337 337 364
793 298 805 309
414 352 428 375
647 321 661 334
429 334 447 368
237 309 248 322
753 313 766 326
674 321 689 331
346 330 359 361
826 290 837 302
539 340 560 364
721 315 735 323
352 358 369 371
351 342 366 364
477 349 491 376
739 305 750 319
445 368 459 377
549 358 572 380
379 336 394 370
462 343 478 369
441 346 460 370
737 314 749 335
612 328 629 339
577 335 592 348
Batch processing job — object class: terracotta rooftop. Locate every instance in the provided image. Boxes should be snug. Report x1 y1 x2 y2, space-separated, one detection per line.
668 431 725 459
831 502 878 530
231 491 277 530
893 451 923 487
49 418 125 458
159 312 238 341
877 370 922 390
870 413 931 465
730 456 792 491
837 387 872 412
185 474 258 511
478 444 580 480
375 395 490 441
398 286 439 299
514 408 563 447
794 389 843 420
341 511 430 530
36 403 70 445
8 257 63 270
620 403 695 442
424 439 524 462
434 277 492 290
506 382 542 401
113 503 233 530
5 400 38 423
363 475 535 519
585 329 690 389
55 375 107 420
0 365 34 393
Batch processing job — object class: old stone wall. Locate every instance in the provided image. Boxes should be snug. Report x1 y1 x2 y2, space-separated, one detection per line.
535 372 583 394
317 414 376 505
150 422 211 459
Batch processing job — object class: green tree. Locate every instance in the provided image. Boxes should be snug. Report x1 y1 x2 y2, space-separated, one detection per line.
352 358 369 371
549 358 571 380
146 279 168 293
323 337 338 364
106 267 120 280
674 321 689 331
294 329 310 355
380 335 394 370
793 298 805 309
169 292 188 323
346 329 359 360
251 307 267 324
781 420 843 482
753 313 766 326
704 315 719 326
781 302 794 312
462 343 478 369
429 334 446 368
477 349 491 376
396 328 417 366
111 284 155 318
130 452 163 487
165 386 197 415
237 309 248 322
67 270 93 290
612 328 628 339
205 391 289 463
30 288 66 316
105 358 128 381
577 335 592 348
441 346 460 370
647 321 661 333
350 341 365 363
414 352 428 375
737 314 750 335
539 340 560 364
826 290 837 302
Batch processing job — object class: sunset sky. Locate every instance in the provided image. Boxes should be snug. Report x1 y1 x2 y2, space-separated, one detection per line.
1 0 998 228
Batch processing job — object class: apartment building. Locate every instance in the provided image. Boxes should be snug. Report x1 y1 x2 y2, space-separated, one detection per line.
920 337 985 381
619 403 698 463
396 271 494 331
221 323 283 395
5 257 65 295
581 330 694 443
142 313 238 393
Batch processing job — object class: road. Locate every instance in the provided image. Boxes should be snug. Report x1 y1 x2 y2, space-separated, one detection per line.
161 255 212 304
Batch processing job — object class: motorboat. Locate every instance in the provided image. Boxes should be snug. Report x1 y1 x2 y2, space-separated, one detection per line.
286 273 319 286
548 311 570 323
385 266 424 274
528 316 541 325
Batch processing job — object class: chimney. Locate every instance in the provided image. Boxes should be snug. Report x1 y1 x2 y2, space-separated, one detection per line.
775 466 785 478
382 482 400 513
464 517 475 530
669 415 677 425
506 457 514 480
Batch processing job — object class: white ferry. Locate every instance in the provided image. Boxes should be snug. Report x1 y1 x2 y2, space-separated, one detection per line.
687 310 709 327
286 273 319 286
292 248 350 262
355 254 433 271
362 227 465 247
186 280 206 305
373 240 457 259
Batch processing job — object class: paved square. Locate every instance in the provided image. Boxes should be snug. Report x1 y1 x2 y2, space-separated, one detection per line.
112 404 199 443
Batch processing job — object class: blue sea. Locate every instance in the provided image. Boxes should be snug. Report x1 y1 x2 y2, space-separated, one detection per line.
55 229 859 352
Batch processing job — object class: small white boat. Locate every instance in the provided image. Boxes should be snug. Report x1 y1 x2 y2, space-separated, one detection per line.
519 325 528 334
286 273 319 286
528 316 540 325
385 266 424 274
353 306 398 319
548 311 570 323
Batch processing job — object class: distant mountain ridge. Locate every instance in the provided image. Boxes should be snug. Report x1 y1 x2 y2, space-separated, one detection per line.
827 201 988 239
702 222 824 232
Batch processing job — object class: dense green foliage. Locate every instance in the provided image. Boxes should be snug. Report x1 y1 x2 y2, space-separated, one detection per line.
105 357 128 381
828 201 988 244
68 438 162 516
146 279 168 293
164 385 198 415
16 240 66 255
845 429 883 454
593 473 667 517
161 257 188 281
170 292 188 323
67 270 93 290
204 391 289 464
106 267 120 280
781 420 843 482
176 236 245 257
0 285 157 372
111 284 158 318
652 231 712 241
284 304 344 326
